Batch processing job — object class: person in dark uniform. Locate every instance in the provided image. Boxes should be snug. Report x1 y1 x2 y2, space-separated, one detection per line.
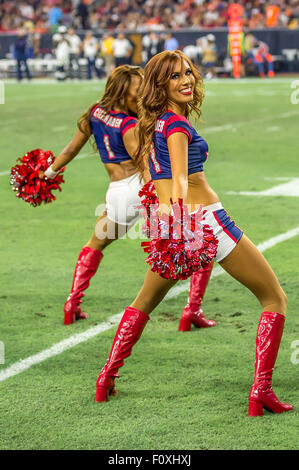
14 29 32 81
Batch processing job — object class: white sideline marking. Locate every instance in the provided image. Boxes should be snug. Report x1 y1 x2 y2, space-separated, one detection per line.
0 313 123 383
202 109 299 134
52 126 67 132
266 126 280 132
228 177 299 197
1 226 299 384
76 152 96 160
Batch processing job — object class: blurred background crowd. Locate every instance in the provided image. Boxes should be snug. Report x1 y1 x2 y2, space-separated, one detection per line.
1 0 299 33
1 1 299 80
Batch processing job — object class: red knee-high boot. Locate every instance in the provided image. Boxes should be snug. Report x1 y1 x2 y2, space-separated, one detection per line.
248 312 293 416
64 246 103 325
178 261 216 331
95 306 150 402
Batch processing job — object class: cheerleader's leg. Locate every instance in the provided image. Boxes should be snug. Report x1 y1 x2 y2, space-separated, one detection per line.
178 262 216 331
95 269 177 401
64 210 129 325
219 234 292 416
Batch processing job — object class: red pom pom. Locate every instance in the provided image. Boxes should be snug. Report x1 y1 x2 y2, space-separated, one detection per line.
141 198 218 280
10 149 65 206
138 180 159 237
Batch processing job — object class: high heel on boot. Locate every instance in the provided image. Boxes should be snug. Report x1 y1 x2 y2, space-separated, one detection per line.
95 307 149 402
178 316 192 332
178 307 216 331
178 263 215 331
64 247 103 325
248 385 293 417
95 376 117 402
248 312 293 417
64 300 88 325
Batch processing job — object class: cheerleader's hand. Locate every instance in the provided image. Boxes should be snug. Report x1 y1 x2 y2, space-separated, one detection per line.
39 170 45 179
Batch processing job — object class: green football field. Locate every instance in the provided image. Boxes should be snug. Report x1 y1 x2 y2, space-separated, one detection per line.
0 77 298 450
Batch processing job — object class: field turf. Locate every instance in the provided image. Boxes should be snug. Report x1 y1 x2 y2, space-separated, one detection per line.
0 77 298 450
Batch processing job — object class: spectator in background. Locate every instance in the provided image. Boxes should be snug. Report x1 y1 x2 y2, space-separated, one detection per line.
246 35 275 78
25 27 35 59
14 28 31 81
141 33 151 64
83 31 101 80
112 32 133 67
67 27 82 80
33 33 41 57
248 7 265 29
101 33 115 76
164 33 179 51
288 14 299 29
1 1 299 34
266 4 280 28
19 1 35 21
54 25 70 81
146 31 163 61
202 33 218 79
183 39 203 71
89 8 100 30
48 3 63 30
76 1 89 30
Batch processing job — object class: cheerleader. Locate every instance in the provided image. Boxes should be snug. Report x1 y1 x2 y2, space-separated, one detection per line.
42 64 216 329
95 51 293 417
41 65 145 324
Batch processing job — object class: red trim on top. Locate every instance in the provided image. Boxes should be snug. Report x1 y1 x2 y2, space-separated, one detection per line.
212 211 238 244
120 116 137 135
90 103 100 118
121 122 137 136
166 112 191 126
164 113 192 139
166 127 191 143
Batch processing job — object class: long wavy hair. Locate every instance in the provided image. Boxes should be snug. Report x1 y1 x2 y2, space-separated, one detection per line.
135 50 204 176
77 65 144 143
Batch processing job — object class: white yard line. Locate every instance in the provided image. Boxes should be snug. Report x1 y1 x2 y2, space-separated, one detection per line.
76 152 96 160
52 126 68 133
1 226 299 384
202 109 299 134
0 312 123 384
228 177 299 197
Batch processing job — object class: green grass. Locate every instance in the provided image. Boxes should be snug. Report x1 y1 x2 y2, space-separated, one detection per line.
0 78 298 450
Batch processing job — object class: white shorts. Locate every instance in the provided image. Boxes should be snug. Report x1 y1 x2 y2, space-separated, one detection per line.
105 173 144 226
202 202 243 263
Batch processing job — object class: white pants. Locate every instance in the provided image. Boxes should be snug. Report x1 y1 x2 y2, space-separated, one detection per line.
105 173 144 226
202 202 243 262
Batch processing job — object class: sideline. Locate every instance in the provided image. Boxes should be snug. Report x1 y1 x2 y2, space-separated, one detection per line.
1 226 299 384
